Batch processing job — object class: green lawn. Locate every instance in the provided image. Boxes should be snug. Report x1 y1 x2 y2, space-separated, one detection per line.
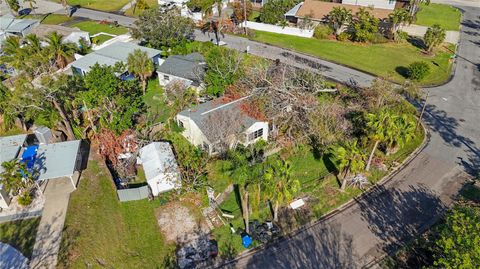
58 0 131 11
23 14 73 25
415 3 461 31
92 34 114 44
251 30 455 86
58 161 174 268
0 218 40 259
143 79 172 123
124 0 158 17
69 21 129 35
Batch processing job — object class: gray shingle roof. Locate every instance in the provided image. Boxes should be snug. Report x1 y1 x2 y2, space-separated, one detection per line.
71 42 161 73
0 15 38 34
178 96 259 143
157 53 205 84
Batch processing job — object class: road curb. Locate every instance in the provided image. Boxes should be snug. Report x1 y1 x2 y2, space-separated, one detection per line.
219 124 430 268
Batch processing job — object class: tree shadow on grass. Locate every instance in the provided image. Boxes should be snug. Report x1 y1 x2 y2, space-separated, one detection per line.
395 66 409 79
407 36 426 50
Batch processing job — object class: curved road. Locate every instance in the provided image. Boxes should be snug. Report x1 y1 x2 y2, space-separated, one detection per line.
220 4 480 269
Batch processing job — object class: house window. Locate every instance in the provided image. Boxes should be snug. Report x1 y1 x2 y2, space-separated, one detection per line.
163 75 170 81
248 128 263 141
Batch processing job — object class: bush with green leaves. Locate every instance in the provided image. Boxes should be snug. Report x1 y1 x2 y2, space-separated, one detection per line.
337 32 350 42
313 24 333 39
351 7 379 42
259 0 300 24
407 61 431 81
18 191 33 206
369 33 389 44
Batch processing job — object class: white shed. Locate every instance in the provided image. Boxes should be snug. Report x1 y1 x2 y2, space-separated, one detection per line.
139 142 181 196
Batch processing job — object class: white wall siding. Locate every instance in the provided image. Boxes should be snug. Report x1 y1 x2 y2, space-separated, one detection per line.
239 21 314 38
244 122 269 145
176 114 210 147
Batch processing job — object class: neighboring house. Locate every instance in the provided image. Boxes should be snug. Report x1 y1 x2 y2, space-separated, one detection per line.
157 53 206 91
287 0 394 25
30 24 91 46
157 0 203 22
0 132 84 209
176 96 269 155
341 0 397 10
139 142 181 196
0 15 39 39
71 41 162 78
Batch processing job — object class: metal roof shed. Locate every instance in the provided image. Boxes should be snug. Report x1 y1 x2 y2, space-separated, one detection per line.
139 142 181 196
34 140 82 188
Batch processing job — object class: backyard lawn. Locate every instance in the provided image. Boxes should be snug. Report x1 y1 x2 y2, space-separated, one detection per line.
251 30 455 86
69 21 129 35
415 3 461 31
23 14 73 25
143 79 172 123
58 161 174 268
0 218 40 259
59 0 130 11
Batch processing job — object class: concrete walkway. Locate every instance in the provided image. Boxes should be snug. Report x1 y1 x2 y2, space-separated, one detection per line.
29 177 77 269
401 24 460 44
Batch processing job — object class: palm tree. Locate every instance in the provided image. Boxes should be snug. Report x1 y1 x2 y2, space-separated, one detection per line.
424 24 446 53
327 7 352 36
329 140 366 191
388 9 412 40
46 32 77 69
0 159 34 196
0 36 24 71
390 115 416 151
264 159 300 221
365 110 397 171
408 0 430 17
201 20 225 46
229 151 254 233
127 49 154 95
5 0 20 16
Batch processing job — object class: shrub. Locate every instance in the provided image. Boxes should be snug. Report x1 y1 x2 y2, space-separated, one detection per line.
369 33 389 44
407 61 431 81
395 31 408 42
18 191 33 206
337 32 350 41
313 24 333 39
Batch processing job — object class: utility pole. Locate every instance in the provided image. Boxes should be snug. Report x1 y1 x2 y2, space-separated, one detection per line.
416 90 429 132
243 0 247 35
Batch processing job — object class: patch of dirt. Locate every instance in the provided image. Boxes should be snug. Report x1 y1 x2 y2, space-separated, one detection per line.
156 201 209 244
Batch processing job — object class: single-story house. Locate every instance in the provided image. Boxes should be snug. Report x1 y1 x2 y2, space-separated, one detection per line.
30 24 91 46
287 0 394 25
71 41 162 78
139 142 181 196
176 96 269 155
157 53 206 91
0 15 39 42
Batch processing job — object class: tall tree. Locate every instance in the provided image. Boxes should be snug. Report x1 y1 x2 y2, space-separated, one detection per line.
329 140 366 191
259 0 299 24
264 159 300 221
327 7 352 36
388 8 412 40
46 32 77 69
424 24 446 53
127 49 154 95
0 159 35 197
365 109 395 171
132 8 194 49
352 7 379 42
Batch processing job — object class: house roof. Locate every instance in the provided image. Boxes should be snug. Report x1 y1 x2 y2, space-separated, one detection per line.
178 96 261 144
30 24 87 38
0 134 27 173
139 142 181 183
0 15 38 34
157 53 205 85
71 41 161 72
295 0 393 20
34 140 81 181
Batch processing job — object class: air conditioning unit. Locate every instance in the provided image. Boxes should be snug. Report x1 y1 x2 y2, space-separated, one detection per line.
34 126 53 144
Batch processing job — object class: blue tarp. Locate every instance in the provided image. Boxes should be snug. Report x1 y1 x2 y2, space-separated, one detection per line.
21 145 38 170
242 234 252 248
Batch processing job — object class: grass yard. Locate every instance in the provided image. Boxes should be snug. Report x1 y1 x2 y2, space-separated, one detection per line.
143 79 173 123
415 3 461 31
69 21 129 36
251 30 455 86
59 0 131 12
23 14 73 25
58 160 174 268
92 34 114 44
124 0 159 17
0 218 40 259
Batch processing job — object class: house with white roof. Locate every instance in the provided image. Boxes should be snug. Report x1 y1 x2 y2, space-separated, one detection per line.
176 96 269 155
71 41 162 79
30 24 91 46
139 142 181 196
0 15 39 45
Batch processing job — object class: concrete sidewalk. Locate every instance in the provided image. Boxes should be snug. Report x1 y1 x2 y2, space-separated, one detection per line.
29 176 78 269
401 24 460 44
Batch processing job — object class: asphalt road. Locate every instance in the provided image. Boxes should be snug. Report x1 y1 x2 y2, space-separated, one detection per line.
19 1 480 267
